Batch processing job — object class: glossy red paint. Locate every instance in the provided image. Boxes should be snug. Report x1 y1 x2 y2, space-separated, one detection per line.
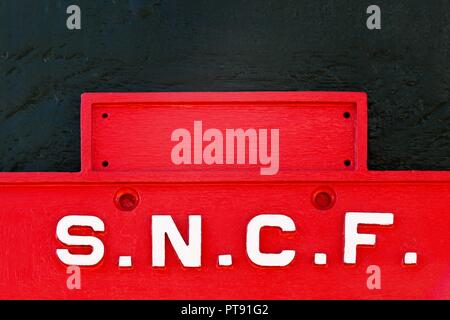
0 92 449 299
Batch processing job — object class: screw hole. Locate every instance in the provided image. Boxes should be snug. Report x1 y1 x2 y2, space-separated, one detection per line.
102 113 108 119
118 193 138 211
344 159 352 167
114 188 140 211
343 112 351 119
102 161 109 167
312 187 336 210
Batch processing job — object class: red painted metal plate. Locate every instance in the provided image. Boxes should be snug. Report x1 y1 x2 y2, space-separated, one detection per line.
1 92 450 299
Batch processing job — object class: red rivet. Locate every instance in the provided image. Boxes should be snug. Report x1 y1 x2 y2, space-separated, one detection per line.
312 187 336 210
114 188 139 211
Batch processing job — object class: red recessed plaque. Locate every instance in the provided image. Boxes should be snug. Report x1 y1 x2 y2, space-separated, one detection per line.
1 92 450 299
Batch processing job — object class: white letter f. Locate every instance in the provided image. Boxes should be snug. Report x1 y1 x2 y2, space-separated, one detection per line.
344 212 394 264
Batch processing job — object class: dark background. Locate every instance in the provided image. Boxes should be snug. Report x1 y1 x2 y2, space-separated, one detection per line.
0 0 449 172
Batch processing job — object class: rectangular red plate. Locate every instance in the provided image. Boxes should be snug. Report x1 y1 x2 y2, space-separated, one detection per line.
1 92 450 299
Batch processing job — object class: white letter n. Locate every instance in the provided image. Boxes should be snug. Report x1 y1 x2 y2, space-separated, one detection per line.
152 215 201 267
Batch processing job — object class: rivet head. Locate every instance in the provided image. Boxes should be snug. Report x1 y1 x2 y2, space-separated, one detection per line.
311 186 336 210
114 188 140 211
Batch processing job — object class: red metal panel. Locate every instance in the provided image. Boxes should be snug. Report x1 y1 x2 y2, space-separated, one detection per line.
0 92 449 299
90 102 357 172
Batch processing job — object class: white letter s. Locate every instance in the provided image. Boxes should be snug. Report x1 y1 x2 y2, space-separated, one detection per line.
56 215 105 266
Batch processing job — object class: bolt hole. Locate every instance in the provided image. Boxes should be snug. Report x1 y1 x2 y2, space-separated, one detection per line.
118 193 138 211
344 159 352 167
102 113 108 119
343 112 351 119
312 187 336 210
102 161 109 167
114 188 140 211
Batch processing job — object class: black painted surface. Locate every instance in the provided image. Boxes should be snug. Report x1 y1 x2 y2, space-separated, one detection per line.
0 0 449 172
